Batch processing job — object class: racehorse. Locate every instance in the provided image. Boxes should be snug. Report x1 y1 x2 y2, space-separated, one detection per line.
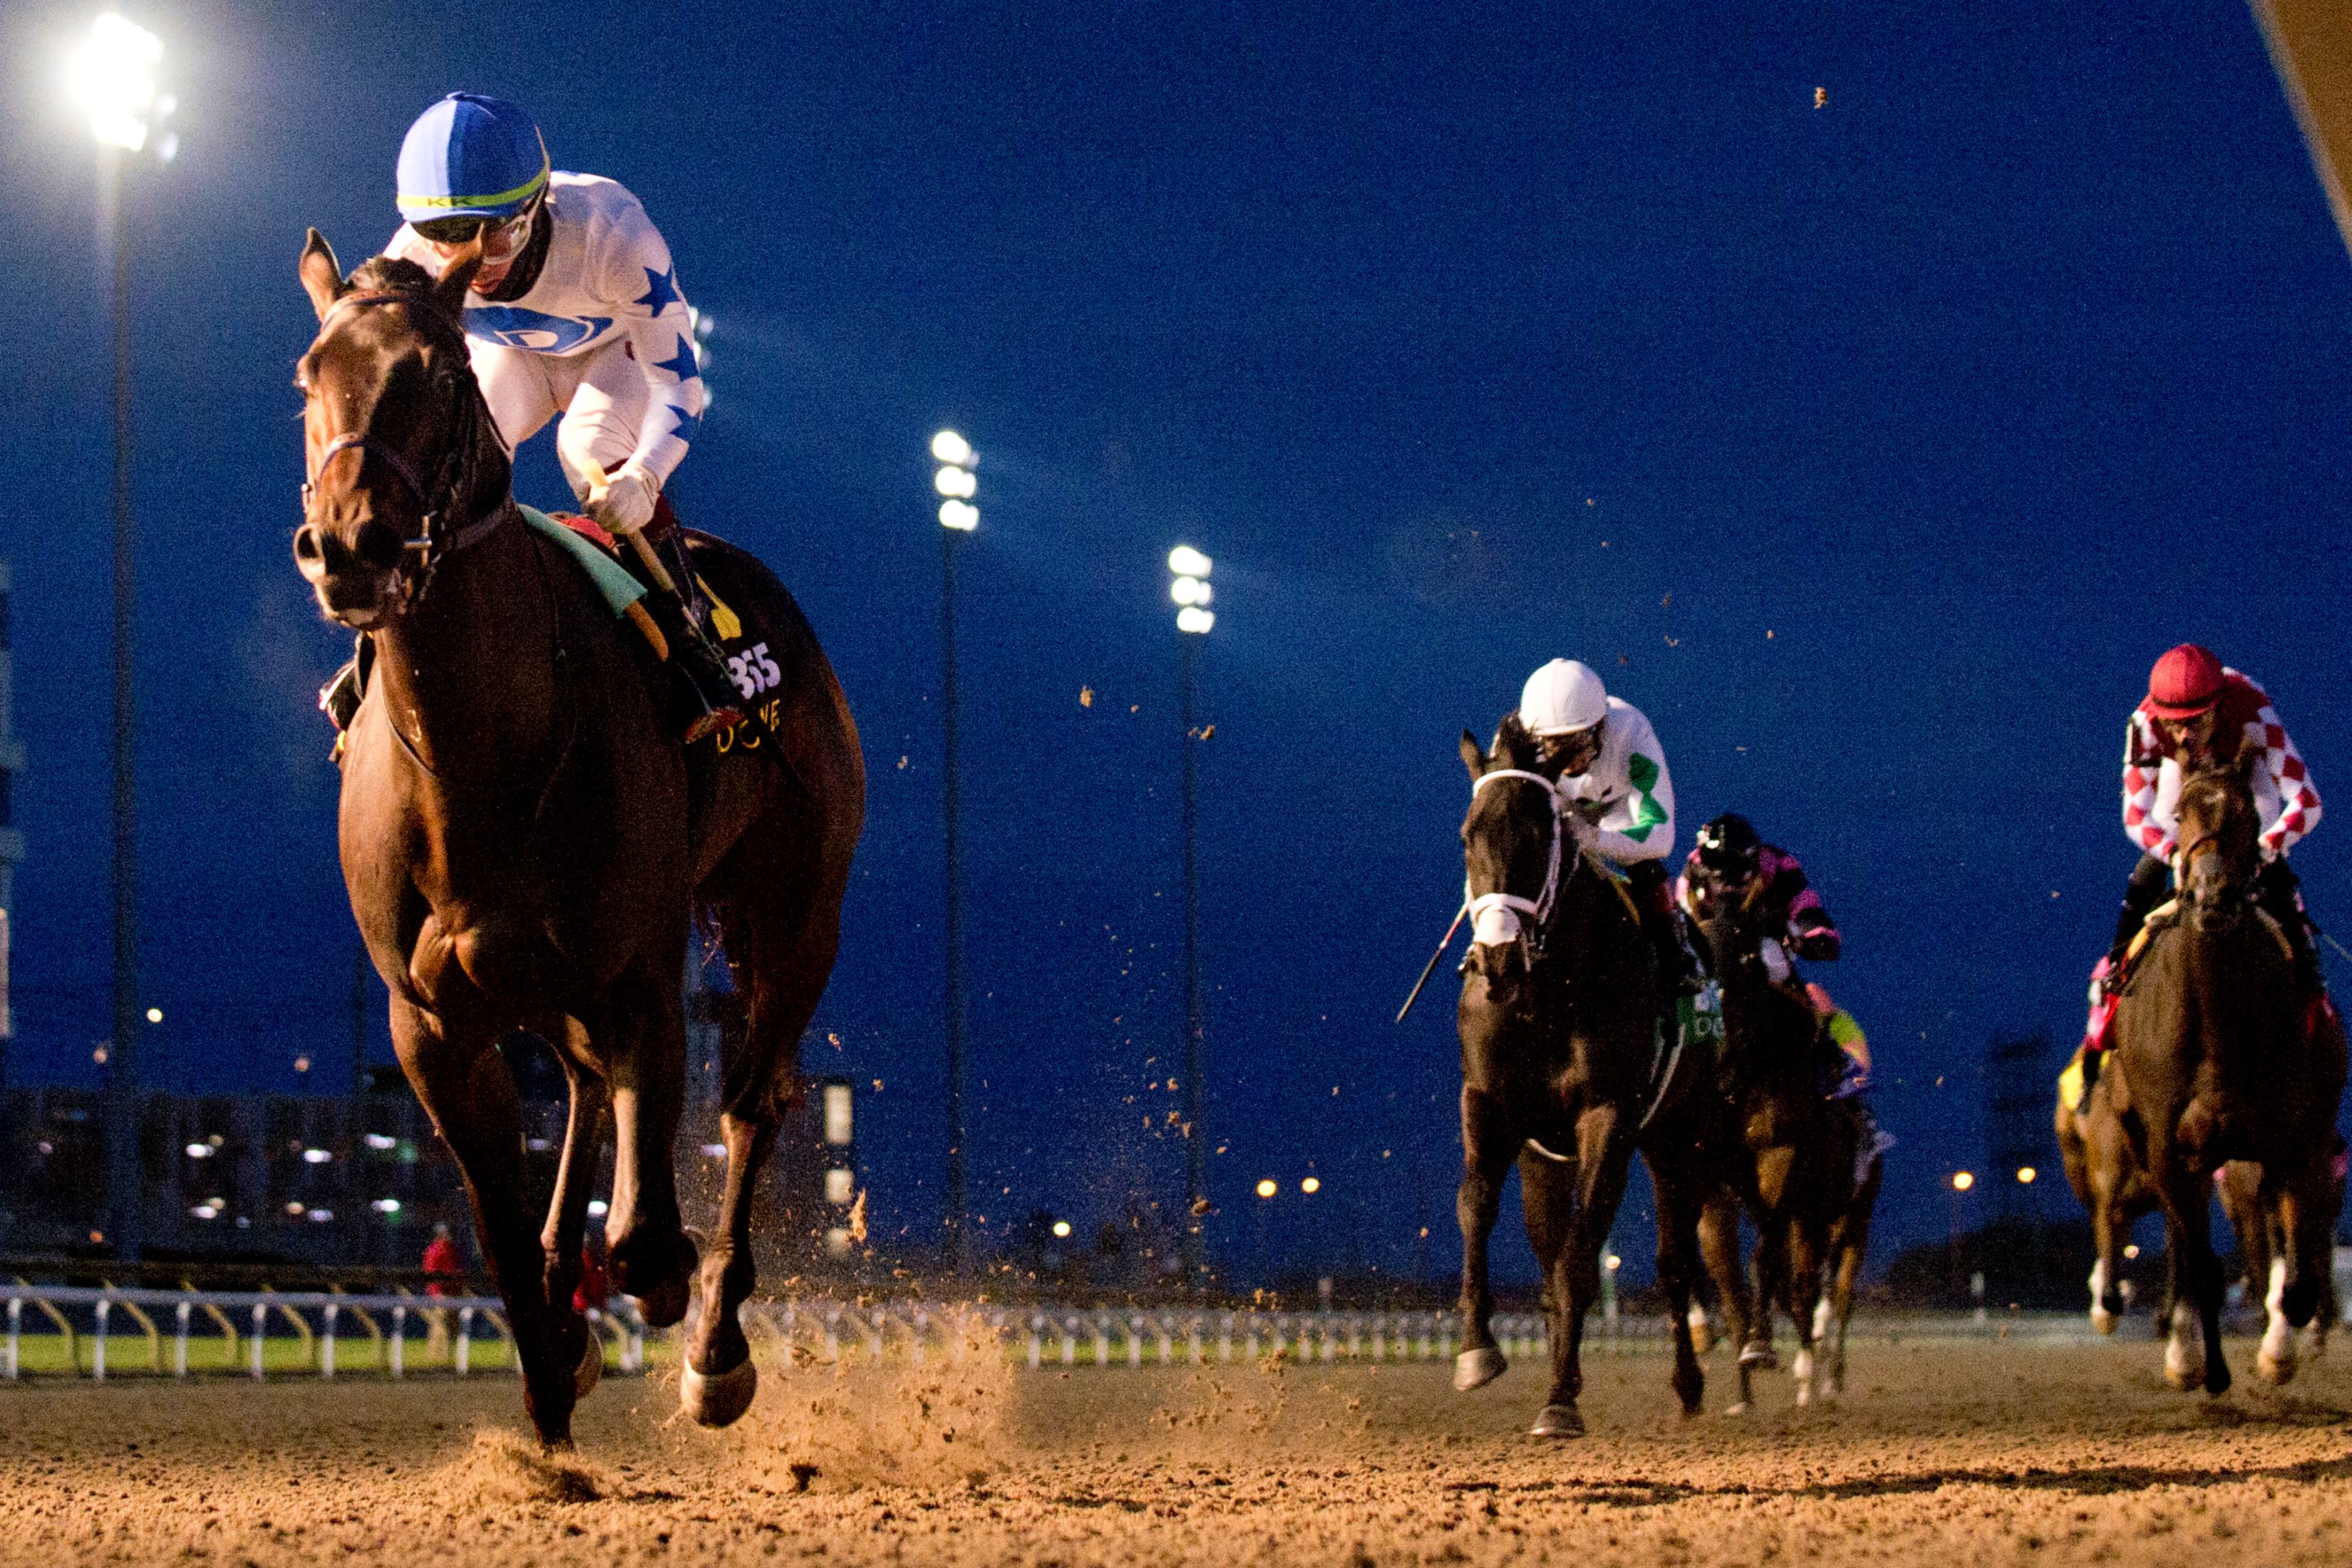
2054 1053 2155 1335
2218 1152 2343 1383
1682 880 1864 1409
2106 763 2346 1395
1451 717 1717 1436
292 232 865 1448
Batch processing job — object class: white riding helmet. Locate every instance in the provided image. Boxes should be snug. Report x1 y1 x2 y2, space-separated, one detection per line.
1519 659 1609 737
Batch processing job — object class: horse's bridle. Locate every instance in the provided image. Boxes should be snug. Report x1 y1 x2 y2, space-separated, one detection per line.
1465 767 1567 954
303 289 511 606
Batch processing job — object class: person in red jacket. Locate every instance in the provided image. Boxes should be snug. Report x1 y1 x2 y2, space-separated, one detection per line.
421 1221 465 1362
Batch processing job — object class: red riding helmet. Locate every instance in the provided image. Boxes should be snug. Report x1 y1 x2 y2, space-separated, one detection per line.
2147 644 2226 720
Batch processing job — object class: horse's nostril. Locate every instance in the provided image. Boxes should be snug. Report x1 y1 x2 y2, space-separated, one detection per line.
293 524 323 563
354 520 406 571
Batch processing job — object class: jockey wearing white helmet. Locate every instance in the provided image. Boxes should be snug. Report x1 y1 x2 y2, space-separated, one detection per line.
348 92 740 740
1517 659 1698 990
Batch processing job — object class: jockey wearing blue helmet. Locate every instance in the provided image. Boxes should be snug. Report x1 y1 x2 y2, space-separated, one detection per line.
347 93 739 740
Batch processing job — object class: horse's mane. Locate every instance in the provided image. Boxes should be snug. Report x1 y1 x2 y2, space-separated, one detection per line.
1489 711 1535 765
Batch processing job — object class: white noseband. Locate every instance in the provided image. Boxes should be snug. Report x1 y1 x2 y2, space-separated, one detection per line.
1465 768 1564 947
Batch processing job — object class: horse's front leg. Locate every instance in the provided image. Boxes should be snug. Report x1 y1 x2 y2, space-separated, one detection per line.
2152 1145 2230 1396
1646 1157 1708 1418
1697 1190 1756 1412
389 991 581 1448
1783 1209 1830 1408
1453 1085 1518 1391
1534 1105 1634 1438
538 1015 611 1400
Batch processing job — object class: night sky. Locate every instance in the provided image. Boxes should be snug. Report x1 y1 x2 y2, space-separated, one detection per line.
4 0 2351 1285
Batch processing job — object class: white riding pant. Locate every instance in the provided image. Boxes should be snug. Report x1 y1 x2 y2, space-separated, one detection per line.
470 336 649 504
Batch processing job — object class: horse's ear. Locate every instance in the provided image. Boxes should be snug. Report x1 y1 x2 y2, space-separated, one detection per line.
1460 729 1486 780
1496 713 1537 768
433 232 486 319
299 228 346 321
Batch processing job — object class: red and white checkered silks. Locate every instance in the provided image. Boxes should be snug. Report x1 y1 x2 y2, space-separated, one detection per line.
2121 669 2321 862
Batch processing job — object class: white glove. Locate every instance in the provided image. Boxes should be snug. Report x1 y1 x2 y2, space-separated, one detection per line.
587 463 658 535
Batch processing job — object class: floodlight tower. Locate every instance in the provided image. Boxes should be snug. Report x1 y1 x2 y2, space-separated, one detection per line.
68 11 176 1263
1167 545 1214 1281
934 430 977 1272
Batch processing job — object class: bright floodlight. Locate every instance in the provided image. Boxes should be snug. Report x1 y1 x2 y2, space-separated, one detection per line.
1255 1177 1277 1199
931 429 973 468
2016 1165 2038 1185
1177 606 1215 635
1951 1170 1974 1192
939 499 979 530
1051 1219 1071 1238
67 14 164 152
1299 1175 1321 1195
935 464 976 500
1167 545 1212 578
1170 575 1212 607
145 1006 163 1023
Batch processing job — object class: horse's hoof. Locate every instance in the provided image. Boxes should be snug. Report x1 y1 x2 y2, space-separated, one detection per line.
575 1327 605 1399
1738 1341 1778 1371
1721 1400 1750 1416
681 1357 759 1428
1453 1347 1508 1392
2090 1307 2117 1336
2163 1353 2203 1391
634 1274 692 1331
2258 1348 2296 1385
1529 1403 1584 1438
2205 1361 2232 1398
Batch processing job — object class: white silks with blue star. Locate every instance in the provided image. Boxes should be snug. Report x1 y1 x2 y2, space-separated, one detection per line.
386 171 706 492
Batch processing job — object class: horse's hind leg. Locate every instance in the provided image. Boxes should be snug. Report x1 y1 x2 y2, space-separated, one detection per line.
538 1016 612 1398
389 992 581 1448
1646 1158 1708 1417
681 847 850 1429
599 949 699 1331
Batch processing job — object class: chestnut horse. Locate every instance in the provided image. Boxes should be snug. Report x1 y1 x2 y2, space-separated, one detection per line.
2108 763 2344 1395
292 232 864 1447
1452 718 1724 1437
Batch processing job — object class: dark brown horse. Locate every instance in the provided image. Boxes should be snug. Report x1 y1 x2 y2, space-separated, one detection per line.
2108 763 2345 1394
1683 882 1860 1410
292 232 864 1447
1452 718 1719 1436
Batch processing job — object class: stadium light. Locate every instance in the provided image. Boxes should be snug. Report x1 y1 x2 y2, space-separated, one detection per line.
1256 1177 1277 1199
1051 1219 1071 1239
66 14 170 155
1300 1176 1321 1195
1951 1170 1974 1192
2016 1165 2038 1185
935 429 976 1270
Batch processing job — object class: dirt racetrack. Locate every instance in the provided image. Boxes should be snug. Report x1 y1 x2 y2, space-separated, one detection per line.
6 1331 2352 1567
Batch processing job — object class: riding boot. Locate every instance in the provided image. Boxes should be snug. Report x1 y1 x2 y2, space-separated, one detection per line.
610 498 746 744
2256 857 2326 1000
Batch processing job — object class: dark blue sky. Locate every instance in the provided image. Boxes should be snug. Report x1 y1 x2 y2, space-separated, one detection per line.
4 0 2350 1283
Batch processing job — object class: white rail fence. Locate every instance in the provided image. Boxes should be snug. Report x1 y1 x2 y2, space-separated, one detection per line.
1 1283 2135 1383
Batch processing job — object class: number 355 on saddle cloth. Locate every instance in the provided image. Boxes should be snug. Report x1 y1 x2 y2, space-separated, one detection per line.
532 509 800 759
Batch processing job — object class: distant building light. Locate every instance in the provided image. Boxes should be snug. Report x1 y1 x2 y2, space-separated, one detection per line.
1299 1176 1321 1195
2124 1244 2141 1259
184 1143 211 1160
824 1226 852 1257
701 1143 728 1158
301 1147 331 1165
1951 1170 1974 1192
2016 1165 2038 1185
823 1083 854 1146
145 1007 163 1023
1051 1219 1072 1239
363 1133 396 1152
284 1202 305 1216
308 1208 334 1223
1256 1178 1277 1199
92 1044 108 1065
371 1198 401 1214
825 1167 855 1206
526 1138 552 1152
189 1204 217 1220
587 1200 609 1217
293 1056 310 1073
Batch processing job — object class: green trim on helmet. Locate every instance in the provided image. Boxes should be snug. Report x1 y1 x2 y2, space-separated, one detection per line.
399 160 548 215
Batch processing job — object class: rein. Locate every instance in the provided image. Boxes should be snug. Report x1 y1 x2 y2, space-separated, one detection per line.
304 289 515 606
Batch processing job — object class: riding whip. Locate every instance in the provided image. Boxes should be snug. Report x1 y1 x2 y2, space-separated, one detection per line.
1396 904 1468 1023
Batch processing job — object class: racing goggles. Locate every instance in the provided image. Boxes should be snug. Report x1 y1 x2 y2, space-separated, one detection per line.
413 204 535 265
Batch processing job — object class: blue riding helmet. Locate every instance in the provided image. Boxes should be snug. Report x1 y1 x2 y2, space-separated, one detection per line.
396 93 549 225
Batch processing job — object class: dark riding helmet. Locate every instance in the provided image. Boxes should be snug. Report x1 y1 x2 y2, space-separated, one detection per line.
1694 813 1761 877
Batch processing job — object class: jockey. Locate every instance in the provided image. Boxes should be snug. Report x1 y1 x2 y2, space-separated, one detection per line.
1516 658 1700 992
324 93 741 741
2088 644 2325 1046
1676 813 1841 985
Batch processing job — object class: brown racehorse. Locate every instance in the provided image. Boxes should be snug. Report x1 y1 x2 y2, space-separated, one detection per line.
2107 763 2346 1395
2054 1053 2156 1335
2218 1151 2343 1382
1683 884 1863 1410
292 232 865 1448
1452 718 1718 1437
